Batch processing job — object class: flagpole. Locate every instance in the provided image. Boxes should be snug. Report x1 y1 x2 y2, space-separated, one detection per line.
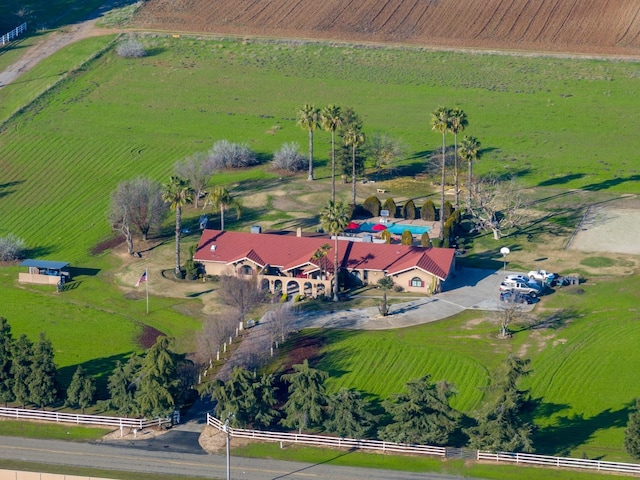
145 268 149 315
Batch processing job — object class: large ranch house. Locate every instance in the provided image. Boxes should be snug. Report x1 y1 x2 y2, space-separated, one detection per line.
194 229 455 297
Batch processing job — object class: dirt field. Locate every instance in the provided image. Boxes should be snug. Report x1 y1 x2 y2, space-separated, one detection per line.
568 205 640 256
134 0 640 58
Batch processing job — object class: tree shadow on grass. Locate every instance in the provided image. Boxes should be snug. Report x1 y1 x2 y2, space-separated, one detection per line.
533 403 631 457
0 180 24 199
59 352 135 400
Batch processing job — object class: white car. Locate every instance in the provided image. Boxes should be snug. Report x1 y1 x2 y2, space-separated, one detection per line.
505 274 529 283
528 269 557 283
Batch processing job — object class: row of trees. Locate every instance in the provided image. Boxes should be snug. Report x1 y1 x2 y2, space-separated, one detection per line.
0 317 191 418
210 355 535 452
430 106 481 239
297 104 369 206
0 318 58 409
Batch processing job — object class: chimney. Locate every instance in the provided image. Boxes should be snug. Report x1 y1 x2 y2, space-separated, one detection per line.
296 227 302 237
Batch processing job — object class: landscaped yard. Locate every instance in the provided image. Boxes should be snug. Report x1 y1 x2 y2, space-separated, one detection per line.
1 29 639 465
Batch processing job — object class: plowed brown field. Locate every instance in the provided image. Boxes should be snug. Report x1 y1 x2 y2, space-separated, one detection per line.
134 0 640 57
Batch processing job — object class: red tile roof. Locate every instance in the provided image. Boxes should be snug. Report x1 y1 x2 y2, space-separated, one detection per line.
194 230 454 280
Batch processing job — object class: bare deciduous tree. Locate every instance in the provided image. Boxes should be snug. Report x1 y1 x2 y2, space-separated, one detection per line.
109 177 168 254
469 176 529 240
366 133 406 179
217 275 266 325
195 313 237 367
174 152 216 208
266 303 297 348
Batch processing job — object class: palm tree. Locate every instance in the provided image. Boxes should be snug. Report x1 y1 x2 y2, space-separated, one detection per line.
205 185 242 231
312 243 331 282
320 200 351 301
448 108 468 209
320 105 343 203
458 135 482 211
430 106 452 240
343 125 365 207
162 176 194 277
296 104 321 181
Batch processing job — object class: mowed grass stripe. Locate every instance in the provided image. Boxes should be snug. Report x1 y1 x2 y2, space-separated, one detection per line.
319 330 489 411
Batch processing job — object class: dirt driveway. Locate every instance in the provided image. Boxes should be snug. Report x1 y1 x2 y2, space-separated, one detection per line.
0 2 118 88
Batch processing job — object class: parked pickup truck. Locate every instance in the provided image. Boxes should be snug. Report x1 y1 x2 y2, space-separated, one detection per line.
499 279 543 298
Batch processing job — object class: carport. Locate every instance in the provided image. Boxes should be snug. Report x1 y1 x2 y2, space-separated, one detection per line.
18 259 71 285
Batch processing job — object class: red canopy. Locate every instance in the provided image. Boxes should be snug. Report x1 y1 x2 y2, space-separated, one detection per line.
372 223 387 231
347 222 360 230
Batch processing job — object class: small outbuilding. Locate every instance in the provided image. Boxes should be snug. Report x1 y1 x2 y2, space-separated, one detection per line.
18 259 71 285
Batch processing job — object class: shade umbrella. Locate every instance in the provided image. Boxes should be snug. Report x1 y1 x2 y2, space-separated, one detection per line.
347 221 360 230
372 223 387 231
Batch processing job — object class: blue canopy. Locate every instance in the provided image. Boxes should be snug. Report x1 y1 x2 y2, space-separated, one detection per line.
19 259 69 270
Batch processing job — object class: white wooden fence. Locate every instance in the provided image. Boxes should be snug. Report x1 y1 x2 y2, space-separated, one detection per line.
477 451 640 475
1 23 27 46
208 414 640 476
0 407 172 436
207 414 446 457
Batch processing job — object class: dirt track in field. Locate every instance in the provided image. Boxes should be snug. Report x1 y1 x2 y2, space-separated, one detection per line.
134 0 640 58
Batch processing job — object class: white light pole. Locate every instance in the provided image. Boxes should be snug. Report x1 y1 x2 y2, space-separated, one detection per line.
500 247 510 271
223 414 233 480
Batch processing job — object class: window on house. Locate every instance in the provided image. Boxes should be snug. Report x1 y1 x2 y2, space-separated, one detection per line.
241 265 253 275
410 277 423 287
363 270 368 281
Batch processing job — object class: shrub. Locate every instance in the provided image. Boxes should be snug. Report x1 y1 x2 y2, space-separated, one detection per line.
363 196 381 217
382 198 398 218
208 140 258 169
421 200 436 221
401 230 413 246
443 201 454 221
271 142 306 172
380 229 391 244
116 38 146 58
402 199 416 220
394 285 404 293
377 276 394 290
0 234 26 261
421 232 432 248
432 238 443 248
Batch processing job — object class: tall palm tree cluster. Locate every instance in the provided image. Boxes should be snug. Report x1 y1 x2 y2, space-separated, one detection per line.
430 106 481 239
296 104 366 206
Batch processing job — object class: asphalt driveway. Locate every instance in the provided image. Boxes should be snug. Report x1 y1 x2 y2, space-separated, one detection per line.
294 268 535 330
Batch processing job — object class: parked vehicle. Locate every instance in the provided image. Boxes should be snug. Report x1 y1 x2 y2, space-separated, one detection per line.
528 269 557 283
505 274 530 283
499 279 543 298
500 290 536 304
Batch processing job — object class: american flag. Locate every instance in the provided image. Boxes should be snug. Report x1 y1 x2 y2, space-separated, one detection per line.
135 270 147 287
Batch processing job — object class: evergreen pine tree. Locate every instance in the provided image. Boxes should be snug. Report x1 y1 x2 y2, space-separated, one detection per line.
378 375 459 446
625 398 640 459
27 333 58 408
280 359 328 433
0 318 15 406
10 335 33 408
324 388 377 438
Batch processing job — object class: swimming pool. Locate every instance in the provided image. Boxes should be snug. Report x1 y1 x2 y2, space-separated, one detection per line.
358 222 431 235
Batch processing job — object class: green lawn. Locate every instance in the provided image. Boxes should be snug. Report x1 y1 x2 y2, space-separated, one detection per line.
1 33 639 462
273 274 640 461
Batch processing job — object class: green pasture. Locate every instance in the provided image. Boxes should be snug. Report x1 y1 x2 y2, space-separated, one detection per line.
235 443 630 480
1 32 640 462
275 274 640 461
2 35 640 263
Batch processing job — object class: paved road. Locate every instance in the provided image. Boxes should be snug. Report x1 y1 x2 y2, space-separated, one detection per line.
0 436 473 480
